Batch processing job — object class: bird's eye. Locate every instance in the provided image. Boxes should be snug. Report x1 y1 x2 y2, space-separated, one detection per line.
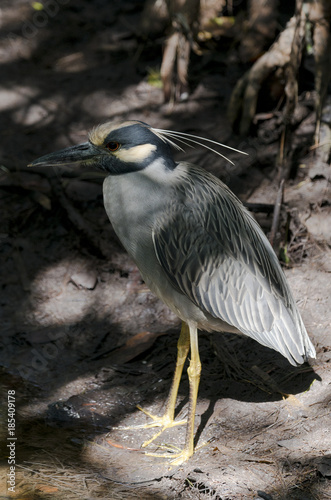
106 142 120 152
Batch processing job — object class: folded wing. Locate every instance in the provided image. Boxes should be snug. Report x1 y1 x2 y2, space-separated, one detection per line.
153 165 315 365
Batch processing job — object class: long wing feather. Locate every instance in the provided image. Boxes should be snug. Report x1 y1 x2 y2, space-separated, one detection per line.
152 164 315 366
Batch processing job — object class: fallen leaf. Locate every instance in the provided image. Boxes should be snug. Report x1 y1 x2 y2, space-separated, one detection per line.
107 330 167 363
36 484 59 493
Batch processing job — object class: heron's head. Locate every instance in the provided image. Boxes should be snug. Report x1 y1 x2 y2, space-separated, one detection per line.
29 120 177 173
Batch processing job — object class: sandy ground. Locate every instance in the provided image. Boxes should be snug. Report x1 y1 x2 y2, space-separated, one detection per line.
0 1 330 499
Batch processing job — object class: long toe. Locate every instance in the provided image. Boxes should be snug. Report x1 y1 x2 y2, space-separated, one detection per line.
145 446 194 466
115 405 186 434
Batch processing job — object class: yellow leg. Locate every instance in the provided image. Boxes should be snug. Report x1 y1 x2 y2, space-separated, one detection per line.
178 323 201 462
139 321 190 447
159 321 190 421
117 322 190 440
146 323 202 465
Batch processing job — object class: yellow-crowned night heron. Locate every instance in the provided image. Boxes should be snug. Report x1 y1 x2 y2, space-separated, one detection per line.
29 120 315 464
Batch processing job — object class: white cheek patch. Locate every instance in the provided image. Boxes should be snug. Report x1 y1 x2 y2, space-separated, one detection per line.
115 144 157 163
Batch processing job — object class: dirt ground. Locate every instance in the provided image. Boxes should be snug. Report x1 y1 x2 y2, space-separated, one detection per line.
0 1 331 499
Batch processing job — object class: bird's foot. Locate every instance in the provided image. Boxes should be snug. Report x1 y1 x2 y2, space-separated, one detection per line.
145 438 211 466
116 405 186 448
144 444 193 466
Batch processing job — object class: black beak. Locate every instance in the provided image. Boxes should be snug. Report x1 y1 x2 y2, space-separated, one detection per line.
28 142 100 167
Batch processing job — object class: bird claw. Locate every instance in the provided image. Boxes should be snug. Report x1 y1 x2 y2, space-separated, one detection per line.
144 446 193 466
145 438 211 467
136 405 186 447
114 405 186 448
